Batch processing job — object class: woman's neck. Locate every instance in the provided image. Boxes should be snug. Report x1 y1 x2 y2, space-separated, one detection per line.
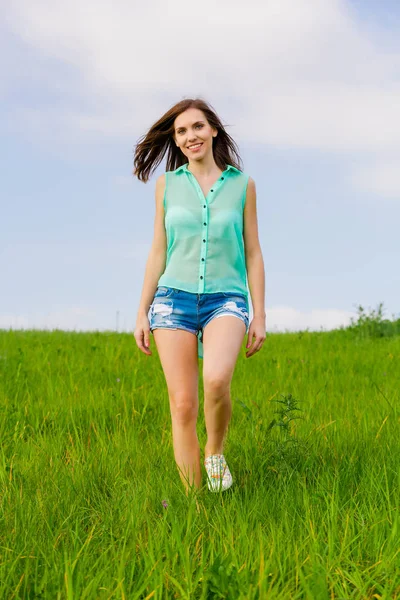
187 156 221 178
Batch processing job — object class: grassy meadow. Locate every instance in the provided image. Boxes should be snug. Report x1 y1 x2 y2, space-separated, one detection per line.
0 306 399 599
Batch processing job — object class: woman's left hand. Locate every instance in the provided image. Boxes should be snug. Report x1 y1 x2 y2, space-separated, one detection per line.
245 316 266 358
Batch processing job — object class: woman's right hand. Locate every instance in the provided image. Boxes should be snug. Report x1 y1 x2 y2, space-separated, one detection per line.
134 314 152 356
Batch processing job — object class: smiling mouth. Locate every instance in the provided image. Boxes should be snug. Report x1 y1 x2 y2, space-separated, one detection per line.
188 143 203 150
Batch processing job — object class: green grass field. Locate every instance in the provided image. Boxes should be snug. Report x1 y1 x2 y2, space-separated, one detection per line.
1 308 399 599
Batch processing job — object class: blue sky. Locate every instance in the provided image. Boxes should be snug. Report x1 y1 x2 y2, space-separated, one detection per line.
1 0 399 333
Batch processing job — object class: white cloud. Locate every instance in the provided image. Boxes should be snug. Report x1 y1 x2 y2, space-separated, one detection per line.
0 306 99 331
2 0 400 153
350 159 400 198
265 306 355 332
0 314 30 329
238 84 400 152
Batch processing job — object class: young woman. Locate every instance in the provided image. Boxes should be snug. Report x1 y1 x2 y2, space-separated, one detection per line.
133 98 266 494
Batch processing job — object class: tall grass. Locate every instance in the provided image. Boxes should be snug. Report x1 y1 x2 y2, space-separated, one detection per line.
0 305 399 598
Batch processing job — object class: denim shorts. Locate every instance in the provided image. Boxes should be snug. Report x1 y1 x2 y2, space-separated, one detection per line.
147 286 250 359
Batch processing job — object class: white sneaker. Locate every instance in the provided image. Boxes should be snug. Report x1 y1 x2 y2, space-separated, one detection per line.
204 454 233 492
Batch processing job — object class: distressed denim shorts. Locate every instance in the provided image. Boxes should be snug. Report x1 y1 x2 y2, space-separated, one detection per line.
147 286 250 359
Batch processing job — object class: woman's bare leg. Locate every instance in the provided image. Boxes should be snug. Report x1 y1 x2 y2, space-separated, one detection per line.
152 328 201 491
202 316 246 458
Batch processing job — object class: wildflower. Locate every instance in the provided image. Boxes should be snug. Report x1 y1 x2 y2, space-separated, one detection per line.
116 378 120 383
162 500 168 509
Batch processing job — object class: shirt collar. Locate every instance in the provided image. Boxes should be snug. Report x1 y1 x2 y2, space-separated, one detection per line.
174 163 241 174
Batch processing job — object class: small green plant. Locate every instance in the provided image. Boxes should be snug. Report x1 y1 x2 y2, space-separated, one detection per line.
347 302 400 339
206 553 243 598
267 393 308 471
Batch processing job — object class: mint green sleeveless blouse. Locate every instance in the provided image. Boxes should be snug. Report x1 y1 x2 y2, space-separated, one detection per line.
157 162 250 358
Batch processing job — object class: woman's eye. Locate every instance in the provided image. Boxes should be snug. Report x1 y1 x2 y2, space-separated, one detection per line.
177 124 203 134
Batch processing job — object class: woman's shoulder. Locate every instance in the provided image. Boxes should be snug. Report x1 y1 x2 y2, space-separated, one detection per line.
155 173 166 192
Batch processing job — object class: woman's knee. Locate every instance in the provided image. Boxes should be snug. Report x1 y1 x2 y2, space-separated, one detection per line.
169 392 198 424
203 374 231 398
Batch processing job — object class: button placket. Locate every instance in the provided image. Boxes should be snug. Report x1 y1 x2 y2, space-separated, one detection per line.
199 186 207 293
185 168 227 294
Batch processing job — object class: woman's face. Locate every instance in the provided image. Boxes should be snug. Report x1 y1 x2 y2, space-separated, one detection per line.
173 108 217 162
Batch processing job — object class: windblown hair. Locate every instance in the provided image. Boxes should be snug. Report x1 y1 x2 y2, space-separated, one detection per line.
132 97 243 182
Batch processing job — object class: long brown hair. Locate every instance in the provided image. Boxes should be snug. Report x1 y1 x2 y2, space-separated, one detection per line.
132 97 243 183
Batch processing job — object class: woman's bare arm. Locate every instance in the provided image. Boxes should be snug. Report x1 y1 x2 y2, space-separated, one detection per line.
136 174 167 317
